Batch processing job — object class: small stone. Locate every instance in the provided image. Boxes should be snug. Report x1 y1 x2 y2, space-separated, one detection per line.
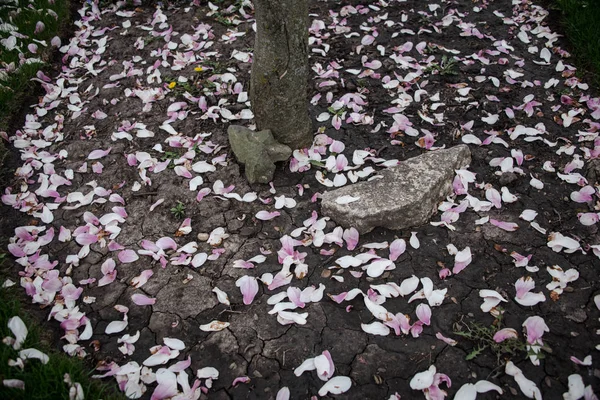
197 233 209 241
565 309 587 323
499 172 519 186
321 146 471 233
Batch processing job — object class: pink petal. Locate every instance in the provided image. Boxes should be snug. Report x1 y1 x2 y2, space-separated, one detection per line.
256 211 280 220
523 316 549 345
118 250 139 263
490 219 519 231
415 304 431 325
287 287 305 308
58 226 71 243
493 328 518 343
168 356 192 372
174 166 193 179
109 193 125 205
389 238 406 262
132 293 156 306
152 369 178 400
236 276 259 305
156 237 178 250
314 350 335 381
452 247 472 274
515 276 536 298
570 355 592 366
88 148 112 160
343 227 359 251
34 21 45 34
131 269 154 288
108 241 125 251
232 376 250 387
435 332 457 346
196 188 211 201
100 258 116 274
361 34 375 45
578 212 600 226
75 233 98 246
330 140 345 153
485 188 502 208
570 186 595 203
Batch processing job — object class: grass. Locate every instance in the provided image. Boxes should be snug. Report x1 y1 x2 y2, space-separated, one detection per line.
551 0 600 86
170 201 186 219
0 2 125 398
0 0 71 132
0 280 125 399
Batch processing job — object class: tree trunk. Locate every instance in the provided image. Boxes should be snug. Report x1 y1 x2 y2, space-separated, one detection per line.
250 0 312 149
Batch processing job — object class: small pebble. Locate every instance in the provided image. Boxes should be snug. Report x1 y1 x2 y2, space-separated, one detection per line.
197 233 209 241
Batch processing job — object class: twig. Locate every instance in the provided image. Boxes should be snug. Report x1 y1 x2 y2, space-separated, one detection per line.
131 192 159 197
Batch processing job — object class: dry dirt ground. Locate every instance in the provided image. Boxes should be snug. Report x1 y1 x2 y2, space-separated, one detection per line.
1 0 600 399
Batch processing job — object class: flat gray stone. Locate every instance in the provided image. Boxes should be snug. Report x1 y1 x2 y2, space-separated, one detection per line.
321 145 471 233
228 125 292 184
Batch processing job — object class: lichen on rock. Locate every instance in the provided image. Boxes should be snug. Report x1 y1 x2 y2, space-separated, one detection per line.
227 125 292 184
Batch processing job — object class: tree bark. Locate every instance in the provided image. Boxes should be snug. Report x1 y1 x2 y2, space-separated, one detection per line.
250 0 312 149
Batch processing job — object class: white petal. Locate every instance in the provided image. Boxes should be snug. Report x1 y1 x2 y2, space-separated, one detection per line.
105 319 128 334
335 195 360 204
454 383 477 400
19 348 49 364
318 376 352 396
212 287 230 305
7 316 28 350
361 322 390 336
196 367 219 379
200 321 230 332
294 358 316 376
564 374 585 400
475 380 503 394
410 365 436 390
163 337 185 350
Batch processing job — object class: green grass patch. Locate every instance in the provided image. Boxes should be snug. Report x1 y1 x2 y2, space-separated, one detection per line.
0 0 71 131
0 281 125 399
552 0 600 86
